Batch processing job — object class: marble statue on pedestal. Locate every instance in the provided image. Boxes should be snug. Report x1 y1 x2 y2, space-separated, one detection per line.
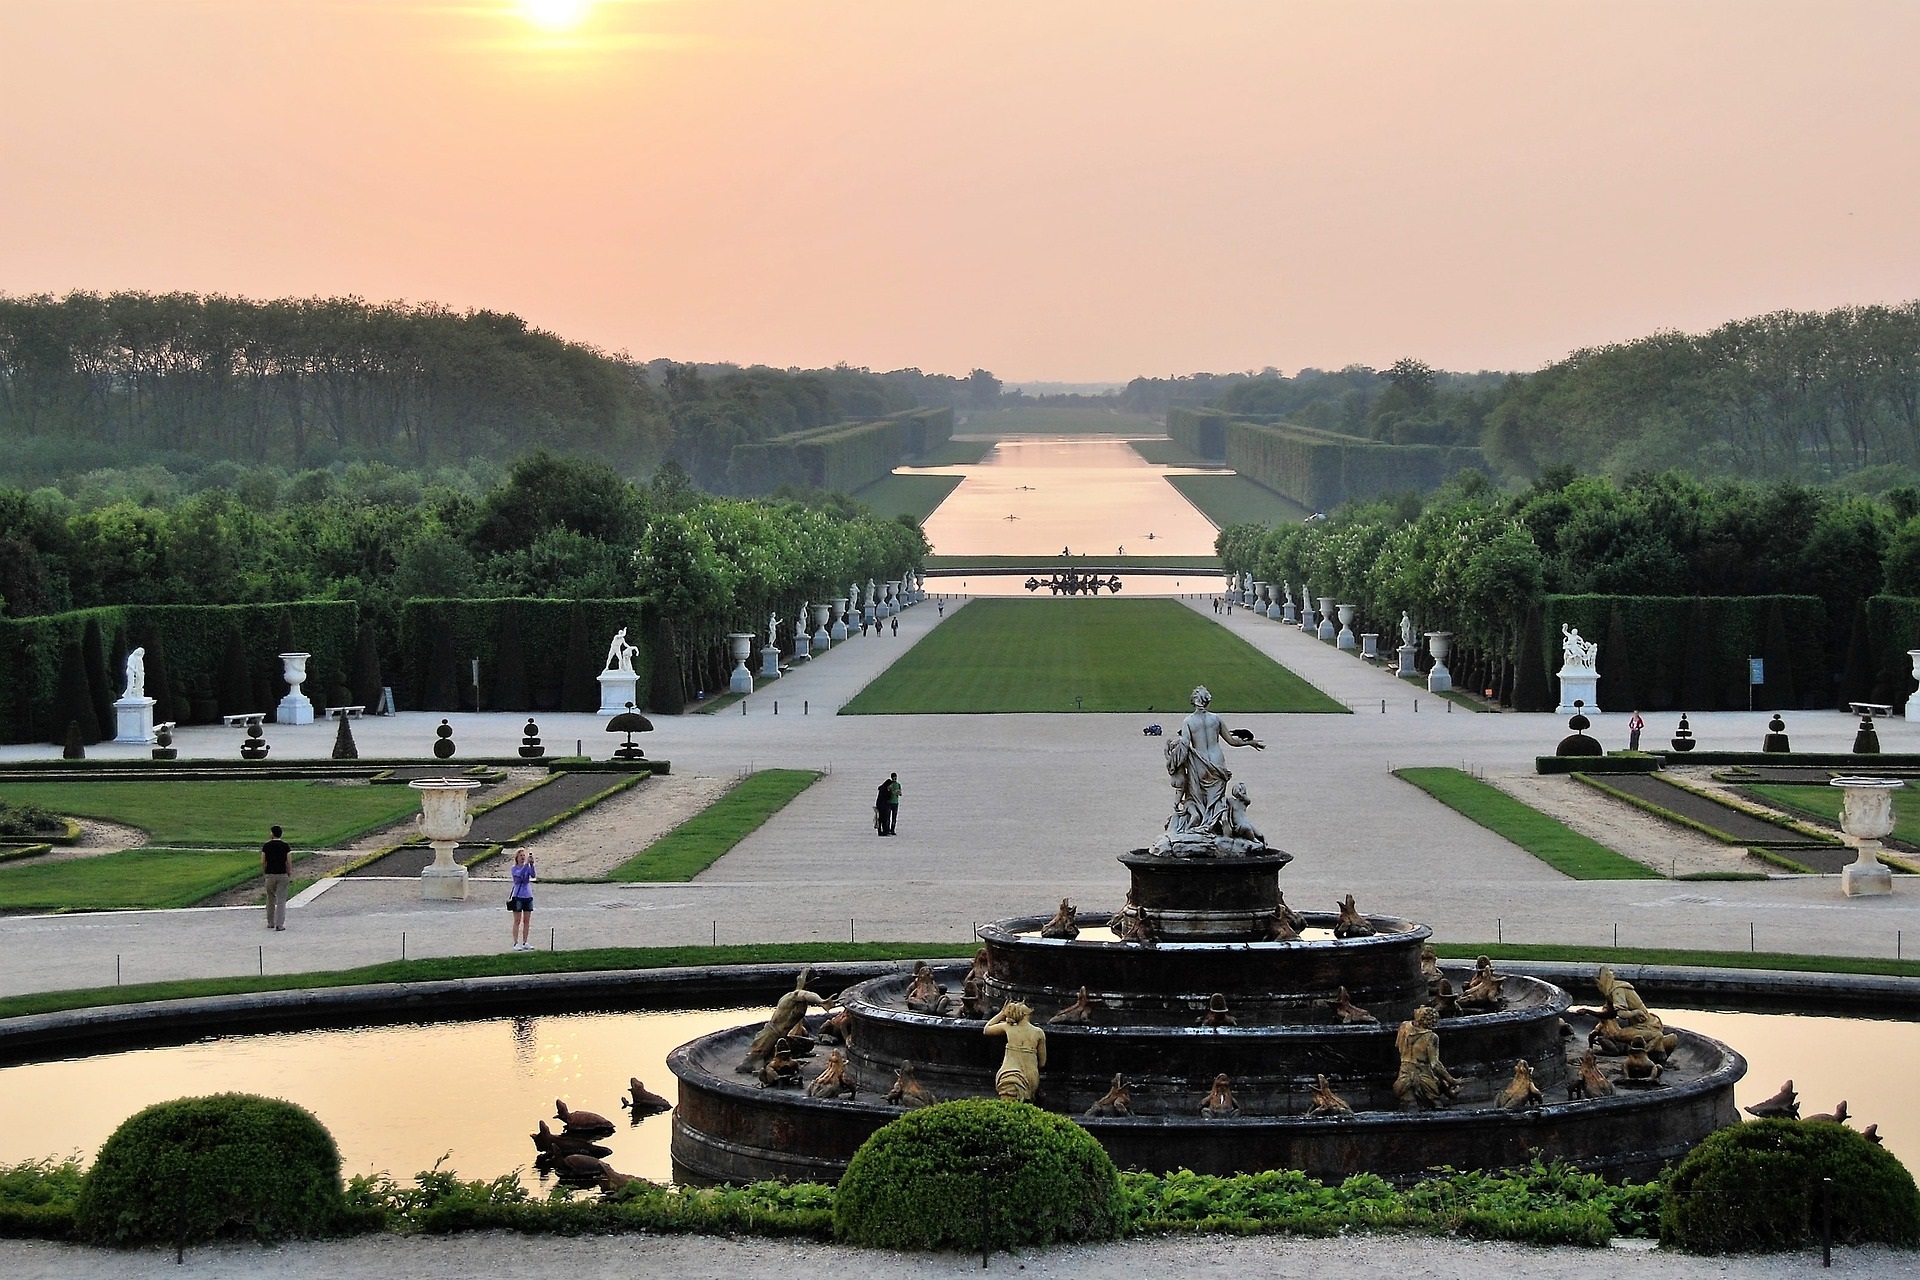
598 627 642 713
1151 685 1271 856
113 647 157 745
1555 624 1601 715
607 628 637 673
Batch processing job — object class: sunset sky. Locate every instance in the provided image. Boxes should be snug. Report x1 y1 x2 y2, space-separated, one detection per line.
3 1 1917 381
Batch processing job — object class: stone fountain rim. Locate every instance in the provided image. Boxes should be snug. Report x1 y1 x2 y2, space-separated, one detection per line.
1830 776 1908 789
407 777 485 791
979 910 1430 949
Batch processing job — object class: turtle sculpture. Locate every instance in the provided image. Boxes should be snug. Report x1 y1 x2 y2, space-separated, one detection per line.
1333 894 1375 938
554 1099 616 1137
621 1078 672 1116
1744 1079 1799 1119
757 1037 804 1088
1806 1100 1850 1125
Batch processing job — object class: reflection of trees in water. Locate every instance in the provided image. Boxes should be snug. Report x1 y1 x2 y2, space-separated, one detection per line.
510 1016 538 1074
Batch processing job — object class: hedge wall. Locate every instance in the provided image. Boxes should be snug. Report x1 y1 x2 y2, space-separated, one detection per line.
1166 407 1229 460
395 598 658 714
0 602 358 744
1540 595 1830 713
728 408 952 496
1864 595 1920 712
1223 420 1485 511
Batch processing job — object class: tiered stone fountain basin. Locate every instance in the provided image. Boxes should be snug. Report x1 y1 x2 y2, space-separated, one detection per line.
670 847 1745 1185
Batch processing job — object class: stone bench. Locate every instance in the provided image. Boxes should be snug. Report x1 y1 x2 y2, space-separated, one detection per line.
221 713 266 727
325 705 366 719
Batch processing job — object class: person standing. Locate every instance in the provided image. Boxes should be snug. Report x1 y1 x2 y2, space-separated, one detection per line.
890 615 899 638
1627 710 1645 751
260 825 291 931
885 772 902 835
507 849 536 951
874 777 890 837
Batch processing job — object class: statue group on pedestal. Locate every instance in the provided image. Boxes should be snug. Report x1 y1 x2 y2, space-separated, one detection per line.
1152 685 1269 856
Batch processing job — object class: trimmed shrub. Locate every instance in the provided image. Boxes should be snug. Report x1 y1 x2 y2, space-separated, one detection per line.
82 617 114 739
0 800 65 838
0 1157 83 1240
75 1093 350 1245
833 1099 1123 1251
1661 1119 1920 1254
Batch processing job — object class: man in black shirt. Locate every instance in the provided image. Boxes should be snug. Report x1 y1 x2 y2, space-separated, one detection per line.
261 824 292 931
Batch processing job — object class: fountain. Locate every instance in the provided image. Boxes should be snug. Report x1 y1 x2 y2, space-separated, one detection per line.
669 688 1745 1185
411 778 481 901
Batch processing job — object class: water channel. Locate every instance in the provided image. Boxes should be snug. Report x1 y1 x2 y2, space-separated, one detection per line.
2 1004 1912 1184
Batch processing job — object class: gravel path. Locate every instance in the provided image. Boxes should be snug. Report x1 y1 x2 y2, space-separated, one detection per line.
518 771 735 878
1488 770 1752 877
3 1231 1914 1280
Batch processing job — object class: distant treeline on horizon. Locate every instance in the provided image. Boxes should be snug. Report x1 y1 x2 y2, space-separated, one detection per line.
4 291 1920 493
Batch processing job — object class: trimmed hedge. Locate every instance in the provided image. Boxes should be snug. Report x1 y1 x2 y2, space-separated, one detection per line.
1167 406 1230 460
1541 595 1829 713
834 1099 1124 1250
396 598 658 714
1661 1119 1920 1253
1224 419 1484 511
0 602 358 744
74 1094 354 1245
1866 595 1920 712
728 408 953 495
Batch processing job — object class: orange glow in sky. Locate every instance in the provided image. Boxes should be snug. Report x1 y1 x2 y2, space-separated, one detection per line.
1 1 1917 380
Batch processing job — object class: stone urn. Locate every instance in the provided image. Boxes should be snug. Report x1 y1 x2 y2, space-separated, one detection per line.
276 652 315 725
728 633 755 695
1336 604 1357 650
1266 591 1283 622
412 778 481 900
813 602 834 651
1907 650 1920 720
1832 776 1903 897
1252 582 1267 614
1317 596 1337 642
1425 632 1454 693
830 597 849 642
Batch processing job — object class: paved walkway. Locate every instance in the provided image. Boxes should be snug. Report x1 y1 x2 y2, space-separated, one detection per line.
5 595 1920 999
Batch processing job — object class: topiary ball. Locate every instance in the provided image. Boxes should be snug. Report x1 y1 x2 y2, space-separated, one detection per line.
75 1093 348 1245
1661 1119 1920 1254
833 1098 1123 1250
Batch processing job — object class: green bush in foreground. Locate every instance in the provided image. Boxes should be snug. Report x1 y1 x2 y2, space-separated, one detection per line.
74 1095 353 1245
1661 1119 1920 1253
834 1099 1124 1250
0 1158 83 1239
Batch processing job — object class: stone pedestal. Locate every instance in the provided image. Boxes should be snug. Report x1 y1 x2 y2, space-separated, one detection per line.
1361 633 1379 660
1336 605 1357 651
1397 643 1418 677
813 604 834 651
1282 601 1296 624
1317 597 1337 642
276 652 315 725
1834 777 1902 897
411 778 480 901
598 670 640 715
760 646 783 680
830 598 849 643
728 634 755 695
113 697 157 745
793 633 812 660
1556 669 1600 716
1266 598 1283 621
1425 632 1453 693
1907 650 1920 719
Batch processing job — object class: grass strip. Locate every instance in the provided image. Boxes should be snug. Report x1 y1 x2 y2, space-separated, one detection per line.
0 844 53 864
0 847 311 912
1746 782 1920 847
1431 941 1920 979
1164 473 1313 528
1395 768 1661 880
608 769 822 881
850 473 965 523
1127 437 1220 466
0 941 960 1021
0 780 420 848
842 598 1345 714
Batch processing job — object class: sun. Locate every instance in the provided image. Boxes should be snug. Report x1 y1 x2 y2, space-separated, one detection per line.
517 0 595 32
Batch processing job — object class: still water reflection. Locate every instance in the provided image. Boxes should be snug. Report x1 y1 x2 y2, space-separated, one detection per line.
2 1006 1911 1184
914 438 1221 558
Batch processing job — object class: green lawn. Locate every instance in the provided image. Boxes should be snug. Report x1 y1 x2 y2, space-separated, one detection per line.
841 598 1345 714
1746 784 1920 846
955 407 1164 436
1128 438 1222 467
608 769 822 881
0 847 295 912
0 780 420 848
1166 473 1313 529
1395 768 1662 880
852 473 964 522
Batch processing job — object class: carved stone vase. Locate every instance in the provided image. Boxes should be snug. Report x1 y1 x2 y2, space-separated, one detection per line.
412 778 481 900
1833 776 1902 897
728 633 755 694
830 597 849 642
1425 632 1454 693
1317 596 1337 642
277 652 315 725
1336 604 1357 650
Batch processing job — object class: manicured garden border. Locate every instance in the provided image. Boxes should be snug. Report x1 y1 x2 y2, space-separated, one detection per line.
1572 772 1836 845
607 769 823 881
1393 768 1661 880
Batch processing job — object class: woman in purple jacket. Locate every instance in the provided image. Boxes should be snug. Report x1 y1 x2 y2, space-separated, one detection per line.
508 849 536 952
